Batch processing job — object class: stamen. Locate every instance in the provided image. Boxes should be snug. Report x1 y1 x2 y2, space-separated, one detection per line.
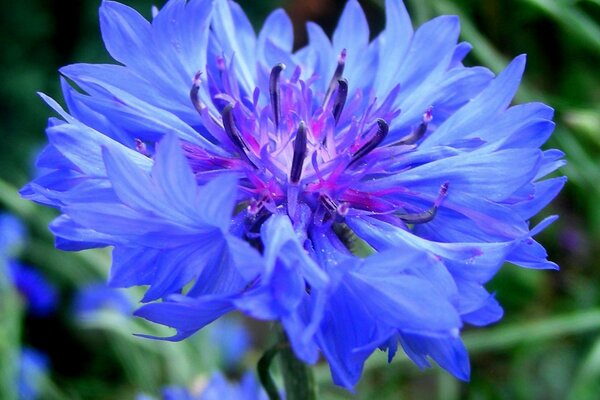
290 122 307 184
269 63 285 129
189 71 204 114
348 119 389 167
287 122 307 218
396 106 433 145
135 138 149 156
221 103 257 168
323 49 347 106
248 195 270 216
332 78 348 125
320 194 338 213
319 195 348 222
397 182 448 224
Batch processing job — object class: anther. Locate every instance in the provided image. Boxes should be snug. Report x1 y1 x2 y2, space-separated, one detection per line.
222 104 247 151
290 122 307 184
320 194 338 214
189 71 204 114
397 182 448 224
323 49 347 106
287 122 307 218
332 78 348 125
135 138 149 156
269 63 285 129
348 119 389 167
397 106 433 145
221 103 257 168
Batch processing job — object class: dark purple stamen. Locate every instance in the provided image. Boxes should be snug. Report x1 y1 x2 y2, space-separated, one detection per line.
323 49 347 106
290 122 307 183
396 107 433 145
397 182 448 224
269 63 285 129
222 103 256 167
190 71 203 114
332 78 348 125
349 119 389 167
320 194 338 213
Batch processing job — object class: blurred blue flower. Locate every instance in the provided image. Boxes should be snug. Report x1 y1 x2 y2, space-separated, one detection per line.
8 261 58 317
18 347 49 400
22 0 564 389
0 213 25 256
195 372 268 400
73 282 133 318
1 213 57 316
208 317 251 370
160 372 267 400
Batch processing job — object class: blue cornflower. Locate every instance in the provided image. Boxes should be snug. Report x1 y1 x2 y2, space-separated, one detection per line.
208 317 251 370
8 261 58 317
22 0 564 389
73 282 134 318
1 214 57 316
0 214 24 256
18 348 49 400
138 372 268 400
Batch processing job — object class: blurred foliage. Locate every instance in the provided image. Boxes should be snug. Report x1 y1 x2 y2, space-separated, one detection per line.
0 0 599 399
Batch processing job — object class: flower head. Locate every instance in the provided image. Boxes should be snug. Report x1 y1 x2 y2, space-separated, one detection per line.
23 0 564 389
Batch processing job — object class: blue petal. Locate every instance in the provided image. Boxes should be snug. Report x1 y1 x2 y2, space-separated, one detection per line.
368 147 542 203
151 0 212 88
450 42 472 67
399 332 471 381
375 0 413 95
257 9 294 68
348 216 513 284
333 0 369 53
332 0 370 87
134 294 235 341
211 0 256 93
423 55 527 148
100 1 153 73
394 16 460 99
511 177 567 220
347 260 461 332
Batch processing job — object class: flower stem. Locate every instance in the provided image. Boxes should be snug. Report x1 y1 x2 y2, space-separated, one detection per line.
257 327 316 400
278 329 316 400
257 345 282 400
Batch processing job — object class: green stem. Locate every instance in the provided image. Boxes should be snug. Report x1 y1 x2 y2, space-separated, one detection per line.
257 345 282 400
278 329 316 400
257 327 316 400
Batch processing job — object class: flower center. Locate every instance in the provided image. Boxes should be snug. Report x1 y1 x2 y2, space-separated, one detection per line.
182 51 443 227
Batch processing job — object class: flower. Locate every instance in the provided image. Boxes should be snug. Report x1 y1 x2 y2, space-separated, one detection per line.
73 282 134 318
22 0 564 390
18 347 50 400
1 214 57 316
8 261 58 317
194 372 268 400
0 213 24 256
207 317 251 370
138 372 268 400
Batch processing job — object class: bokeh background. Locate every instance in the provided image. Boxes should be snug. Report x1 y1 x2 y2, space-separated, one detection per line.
1 0 599 399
